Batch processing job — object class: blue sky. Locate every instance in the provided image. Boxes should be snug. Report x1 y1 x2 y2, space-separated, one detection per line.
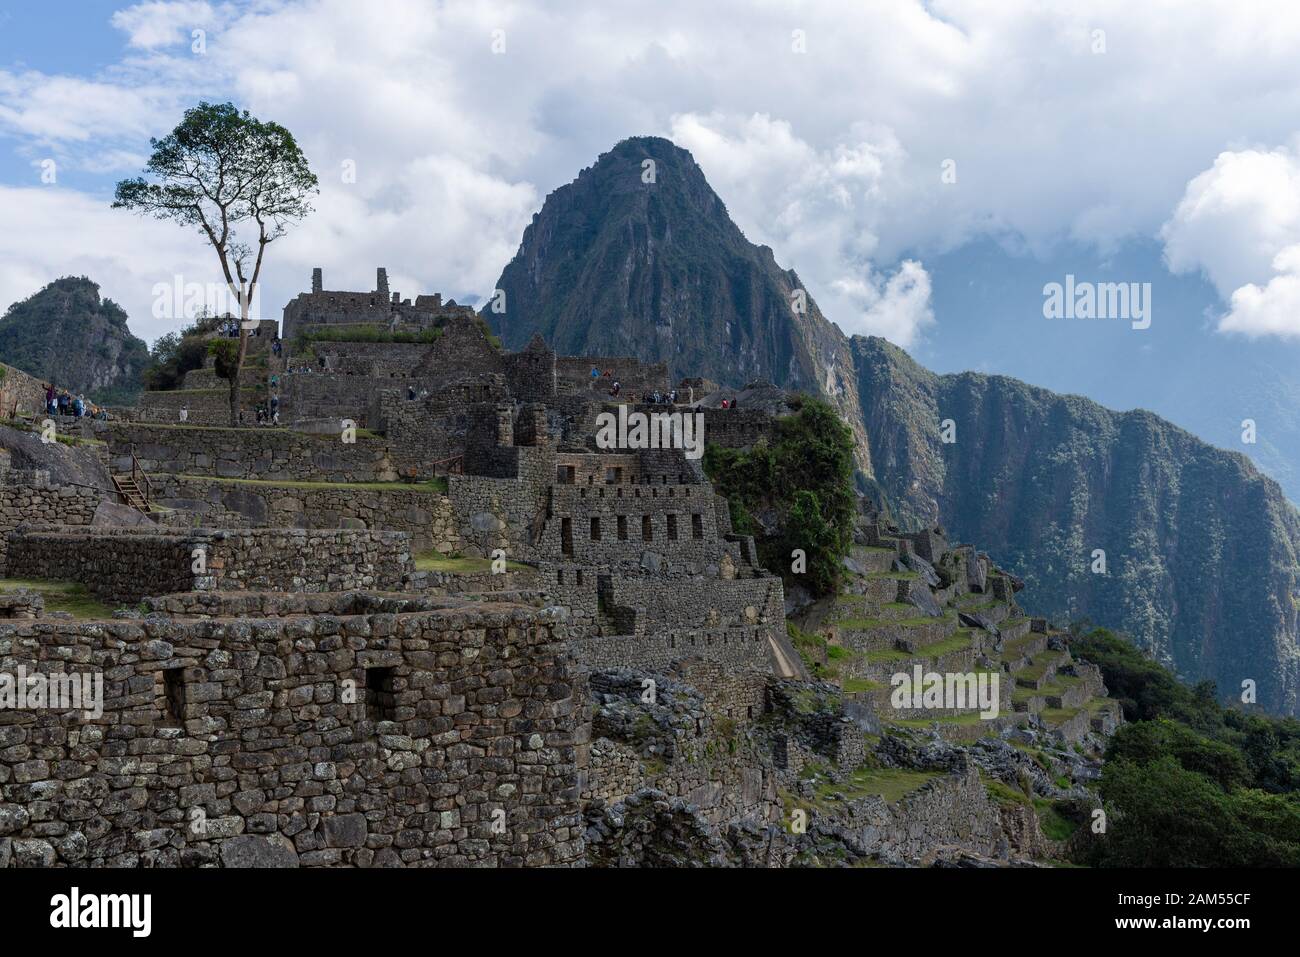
1 0 1299 498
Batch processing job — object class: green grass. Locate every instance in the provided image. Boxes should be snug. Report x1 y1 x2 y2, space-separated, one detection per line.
414 550 529 574
914 631 973 659
862 647 914 664
1034 798 1078 841
814 766 940 806
1041 705 1083 726
143 387 258 396
984 777 1030 809
163 473 449 494
1015 649 1068 683
842 677 883 693
0 579 119 619
894 712 991 728
111 422 290 433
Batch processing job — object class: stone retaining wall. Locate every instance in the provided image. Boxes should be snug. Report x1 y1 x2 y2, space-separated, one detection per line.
151 475 459 554
107 423 398 483
5 526 413 602
0 599 581 867
0 363 46 419
0 483 100 575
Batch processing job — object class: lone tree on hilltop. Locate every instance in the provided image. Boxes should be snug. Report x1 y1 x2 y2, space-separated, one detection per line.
114 101 318 425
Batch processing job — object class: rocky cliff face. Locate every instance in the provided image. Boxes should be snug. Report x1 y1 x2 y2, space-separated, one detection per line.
0 276 149 403
486 136 872 477
489 136 1300 715
852 335 1300 715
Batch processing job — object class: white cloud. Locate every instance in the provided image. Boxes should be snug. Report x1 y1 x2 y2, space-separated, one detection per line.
110 2 217 49
1162 141 1300 339
0 185 224 344
669 112 934 344
1219 245 1300 339
6 0 1300 350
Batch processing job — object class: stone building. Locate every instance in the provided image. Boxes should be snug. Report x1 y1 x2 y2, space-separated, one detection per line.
281 267 479 342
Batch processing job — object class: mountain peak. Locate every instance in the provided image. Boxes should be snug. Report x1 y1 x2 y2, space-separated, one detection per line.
0 276 147 401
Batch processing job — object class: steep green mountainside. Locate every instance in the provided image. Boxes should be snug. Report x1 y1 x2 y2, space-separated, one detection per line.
0 276 149 404
486 135 872 476
853 335 1300 715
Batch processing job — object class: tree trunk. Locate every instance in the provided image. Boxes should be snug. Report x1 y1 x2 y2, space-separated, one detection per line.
229 309 250 427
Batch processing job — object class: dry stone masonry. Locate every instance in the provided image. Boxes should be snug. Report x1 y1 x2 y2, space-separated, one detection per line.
0 272 1123 867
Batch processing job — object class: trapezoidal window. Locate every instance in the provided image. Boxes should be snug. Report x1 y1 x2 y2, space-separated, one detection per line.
692 513 704 539
162 668 187 725
590 516 601 541
667 514 678 541
617 515 628 540
366 667 398 723
642 515 653 541
561 517 574 556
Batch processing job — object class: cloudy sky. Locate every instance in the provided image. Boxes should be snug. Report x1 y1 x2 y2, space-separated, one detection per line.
1 0 1299 491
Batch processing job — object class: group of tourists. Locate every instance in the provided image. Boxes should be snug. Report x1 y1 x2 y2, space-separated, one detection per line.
44 383 108 420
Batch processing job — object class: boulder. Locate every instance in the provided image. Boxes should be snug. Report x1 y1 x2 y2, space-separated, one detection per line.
91 500 156 528
219 834 300 868
0 424 111 490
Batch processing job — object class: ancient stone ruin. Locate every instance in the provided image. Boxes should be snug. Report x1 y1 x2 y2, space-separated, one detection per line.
0 271 1121 868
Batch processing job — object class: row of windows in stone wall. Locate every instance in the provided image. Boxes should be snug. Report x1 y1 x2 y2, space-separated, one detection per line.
559 513 706 554
556 465 695 487
563 482 696 498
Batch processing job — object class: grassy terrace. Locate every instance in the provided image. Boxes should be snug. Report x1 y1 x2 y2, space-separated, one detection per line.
862 647 913 664
1011 672 1081 705
914 630 973 658
1041 705 1084 726
810 766 942 807
414 550 530 574
842 677 883 693
143 387 258 395
1015 649 1068 684
160 473 449 494
838 616 924 629
0 579 119 619
893 712 991 729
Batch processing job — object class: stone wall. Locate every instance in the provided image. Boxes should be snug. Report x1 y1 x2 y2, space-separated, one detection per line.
579 669 779 828
555 355 669 399
0 482 100 574
569 625 773 672
0 598 581 867
5 526 413 602
106 423 398 483
137 388 259 426
539 484 739 570
151 475 460 555
372 380 509 477
699 408 778 449
0 363 47 419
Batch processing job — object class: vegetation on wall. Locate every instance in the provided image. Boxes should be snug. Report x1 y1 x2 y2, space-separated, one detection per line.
299 314 501 349
703 397 856 596
143 315 223 391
